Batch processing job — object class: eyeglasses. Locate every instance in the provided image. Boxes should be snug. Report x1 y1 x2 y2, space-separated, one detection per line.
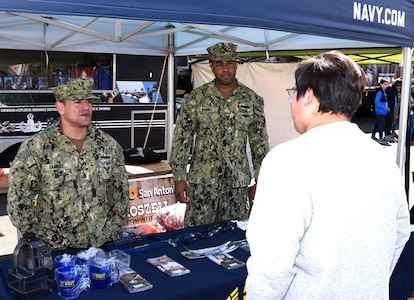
286 87 297 102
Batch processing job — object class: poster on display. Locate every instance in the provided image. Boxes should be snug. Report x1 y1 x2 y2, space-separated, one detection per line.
116 81 163 103
123 174 185 236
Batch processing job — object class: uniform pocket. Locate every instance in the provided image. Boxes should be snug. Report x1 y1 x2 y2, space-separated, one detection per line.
96 153 112 180
197 106 220 130
41 163 75 191
235 104 253 132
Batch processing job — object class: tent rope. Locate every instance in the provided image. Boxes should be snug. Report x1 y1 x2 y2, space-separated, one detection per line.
143 55 168 148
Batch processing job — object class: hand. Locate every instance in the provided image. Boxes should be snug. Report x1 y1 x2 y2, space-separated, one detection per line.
175 180 190 202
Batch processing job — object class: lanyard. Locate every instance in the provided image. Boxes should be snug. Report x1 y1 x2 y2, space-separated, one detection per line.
166 220 237 247
105 220 238 254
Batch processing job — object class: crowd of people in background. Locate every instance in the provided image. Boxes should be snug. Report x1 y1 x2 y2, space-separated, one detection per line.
370 77 414 146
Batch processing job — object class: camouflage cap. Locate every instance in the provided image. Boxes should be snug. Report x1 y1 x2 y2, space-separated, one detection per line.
207 42 238 61
53 78 100 102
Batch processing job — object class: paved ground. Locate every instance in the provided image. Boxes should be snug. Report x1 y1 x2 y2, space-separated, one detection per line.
0 114 411 256
352 112 375 133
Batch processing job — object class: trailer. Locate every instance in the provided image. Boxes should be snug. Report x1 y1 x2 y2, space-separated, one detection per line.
0 102 168 165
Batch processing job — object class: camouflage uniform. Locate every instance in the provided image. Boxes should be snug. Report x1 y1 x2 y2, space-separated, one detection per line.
7 123 129 250
170 80 269 226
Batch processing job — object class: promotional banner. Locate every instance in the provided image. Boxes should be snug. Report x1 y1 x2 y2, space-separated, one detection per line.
123 174 185 236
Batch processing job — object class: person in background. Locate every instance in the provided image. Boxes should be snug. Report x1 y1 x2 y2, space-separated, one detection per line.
246 51 410 299
371 79 391 146
389 79 402 139
150 83 163 103
169 42 269 227
384 79 401 142
7 79 129 250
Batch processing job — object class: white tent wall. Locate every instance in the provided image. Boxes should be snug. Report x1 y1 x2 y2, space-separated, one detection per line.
192 62 299 149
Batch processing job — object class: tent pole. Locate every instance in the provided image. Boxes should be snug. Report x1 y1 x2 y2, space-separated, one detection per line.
167 52 175 159
396 47 413 204
405 109 411 201
166 25 176 160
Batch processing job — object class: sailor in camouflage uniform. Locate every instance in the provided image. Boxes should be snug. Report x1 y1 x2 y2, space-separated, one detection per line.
7 79 129 250
170 42 269 227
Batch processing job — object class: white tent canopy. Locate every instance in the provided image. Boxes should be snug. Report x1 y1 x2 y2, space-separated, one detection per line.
1 0 413 47
0 12 392 56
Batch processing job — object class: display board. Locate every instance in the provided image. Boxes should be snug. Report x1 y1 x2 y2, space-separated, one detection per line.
123 174 182 236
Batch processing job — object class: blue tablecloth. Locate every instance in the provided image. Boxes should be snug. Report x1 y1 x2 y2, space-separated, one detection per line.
0 222 248 300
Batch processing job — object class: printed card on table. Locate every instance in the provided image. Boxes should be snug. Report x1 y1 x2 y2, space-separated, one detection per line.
119 267 153 293
147 254 190 277
205 249 246 270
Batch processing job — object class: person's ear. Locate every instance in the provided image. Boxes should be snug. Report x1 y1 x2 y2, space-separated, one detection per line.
55 101 64 114
302 88 314 106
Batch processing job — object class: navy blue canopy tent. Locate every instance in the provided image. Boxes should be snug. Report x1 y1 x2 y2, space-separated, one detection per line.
0 0 413 184
1 0 413 46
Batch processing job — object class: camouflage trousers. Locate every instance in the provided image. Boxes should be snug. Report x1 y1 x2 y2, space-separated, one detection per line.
185 182 250 227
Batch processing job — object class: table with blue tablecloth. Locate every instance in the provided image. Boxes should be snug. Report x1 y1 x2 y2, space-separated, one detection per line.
0 221 248 300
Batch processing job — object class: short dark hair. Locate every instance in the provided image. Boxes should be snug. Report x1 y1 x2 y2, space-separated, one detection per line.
294 51 366 119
